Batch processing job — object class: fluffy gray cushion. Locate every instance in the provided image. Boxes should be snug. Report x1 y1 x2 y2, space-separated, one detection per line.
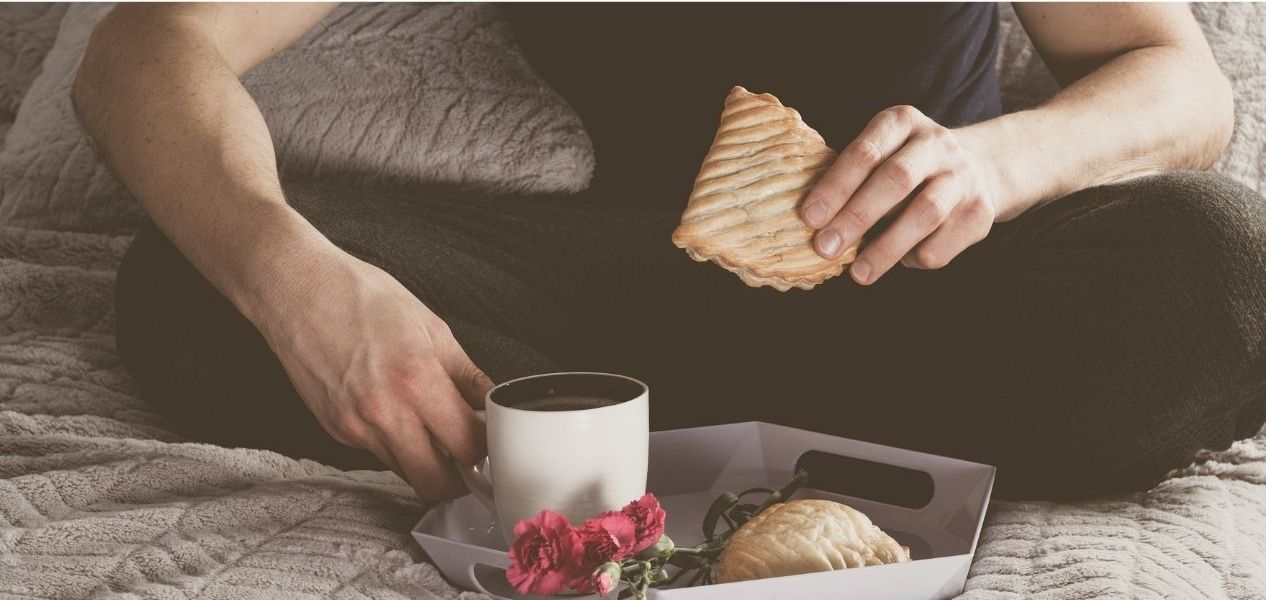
0 2 65 139
0 3 594 233
0 3 64 117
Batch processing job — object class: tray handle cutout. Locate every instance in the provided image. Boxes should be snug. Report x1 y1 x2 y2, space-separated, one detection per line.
472 563 607 600
795 450 934 509
471 563 519 599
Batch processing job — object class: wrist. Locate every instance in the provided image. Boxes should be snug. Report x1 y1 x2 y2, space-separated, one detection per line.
956 111 1072 222
220 201 347 332
957 117 1023 222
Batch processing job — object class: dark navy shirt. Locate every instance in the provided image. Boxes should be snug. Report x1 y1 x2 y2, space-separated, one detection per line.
505 3 1002 208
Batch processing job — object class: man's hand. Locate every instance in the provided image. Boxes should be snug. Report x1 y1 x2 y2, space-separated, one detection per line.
261 247 494 502
74 4 496 502
800 105 998 285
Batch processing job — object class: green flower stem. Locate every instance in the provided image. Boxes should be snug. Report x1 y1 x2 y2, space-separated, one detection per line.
615 470 809 597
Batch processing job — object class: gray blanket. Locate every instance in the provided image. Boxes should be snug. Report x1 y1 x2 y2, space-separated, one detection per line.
2 3 1266 599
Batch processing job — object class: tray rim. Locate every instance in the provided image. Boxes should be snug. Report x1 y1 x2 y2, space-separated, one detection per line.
412 420 997 598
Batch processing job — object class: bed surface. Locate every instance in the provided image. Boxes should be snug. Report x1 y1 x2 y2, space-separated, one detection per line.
1 3 1265 599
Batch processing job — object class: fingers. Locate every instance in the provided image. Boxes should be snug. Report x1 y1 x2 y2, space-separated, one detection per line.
801 106 919 231
438 336 495 410
816 132 945 260
851 174 957 285
902 195 994 271
372 410 468 502
403 360 488 468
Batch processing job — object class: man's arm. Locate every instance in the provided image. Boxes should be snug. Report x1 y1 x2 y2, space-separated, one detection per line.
75 3 492 501
801 3 1231 284
974 2 1232 218
75 4 335 310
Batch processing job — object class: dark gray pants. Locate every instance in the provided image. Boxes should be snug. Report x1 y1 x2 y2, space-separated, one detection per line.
115 172 1266 500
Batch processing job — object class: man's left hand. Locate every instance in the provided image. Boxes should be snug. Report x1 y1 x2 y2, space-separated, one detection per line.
800 105 998 285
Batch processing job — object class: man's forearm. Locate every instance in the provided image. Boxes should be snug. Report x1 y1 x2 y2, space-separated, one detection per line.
73 6 335 324
959 43 1233 221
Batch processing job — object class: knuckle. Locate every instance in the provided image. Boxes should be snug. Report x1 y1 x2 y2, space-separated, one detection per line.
355 394 394 427
961 194 994 222
888 104 921 125
327 416 360 446
422 313 453 337
391 358 444 394
915 247 947 269
974 219 994 243
885 158 920 190
959 197 986 219
463 362 493 390
913 194 950 225
837 207 871 234
930 126 958 150
847 138 884 166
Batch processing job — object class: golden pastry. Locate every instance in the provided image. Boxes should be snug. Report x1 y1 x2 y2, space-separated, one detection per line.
714 499 910 584
672 86 857 291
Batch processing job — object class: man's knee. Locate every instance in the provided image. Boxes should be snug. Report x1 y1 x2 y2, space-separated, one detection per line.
116 224 278 421
1100 171 1266 382
1128 171 1266 259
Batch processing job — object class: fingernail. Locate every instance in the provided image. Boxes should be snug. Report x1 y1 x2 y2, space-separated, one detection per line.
851 259 871 283
803 201 828 227
816 230 841 257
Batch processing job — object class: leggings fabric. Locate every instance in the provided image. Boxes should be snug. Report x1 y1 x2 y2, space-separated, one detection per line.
115 172 1266 500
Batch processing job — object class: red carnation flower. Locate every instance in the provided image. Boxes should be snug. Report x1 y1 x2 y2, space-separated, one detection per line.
579 512 638 562
621 493 667 555
506 511 586 596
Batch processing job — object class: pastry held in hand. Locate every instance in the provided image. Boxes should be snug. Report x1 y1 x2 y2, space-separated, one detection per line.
714 499 911 584
672 87 858 291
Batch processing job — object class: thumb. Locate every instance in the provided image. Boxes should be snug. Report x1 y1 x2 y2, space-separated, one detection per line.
441 340 495 409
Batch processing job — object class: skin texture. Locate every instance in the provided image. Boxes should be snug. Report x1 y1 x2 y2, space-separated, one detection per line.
801 3 1233 284
73 3 1232 500
73 3 491 502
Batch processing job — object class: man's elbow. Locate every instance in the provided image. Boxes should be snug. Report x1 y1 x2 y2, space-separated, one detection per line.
1203 66 1235 170
71 9 130 125
1181 40 1236 171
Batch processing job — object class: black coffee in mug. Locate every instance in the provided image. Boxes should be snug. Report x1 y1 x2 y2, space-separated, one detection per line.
513 395 620 412
491 372 645 413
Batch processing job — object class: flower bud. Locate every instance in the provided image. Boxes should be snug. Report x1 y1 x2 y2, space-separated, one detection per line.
639 534 675 560
592 561 622 596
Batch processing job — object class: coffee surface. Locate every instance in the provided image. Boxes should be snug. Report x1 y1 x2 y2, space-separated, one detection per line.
512 395 619 412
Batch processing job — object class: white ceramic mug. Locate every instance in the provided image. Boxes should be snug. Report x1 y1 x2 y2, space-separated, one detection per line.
460 372 650 543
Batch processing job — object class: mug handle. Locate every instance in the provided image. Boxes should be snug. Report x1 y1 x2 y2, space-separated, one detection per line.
459 411 496 511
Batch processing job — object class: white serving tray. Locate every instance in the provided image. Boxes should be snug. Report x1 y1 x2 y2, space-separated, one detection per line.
413 422 995 600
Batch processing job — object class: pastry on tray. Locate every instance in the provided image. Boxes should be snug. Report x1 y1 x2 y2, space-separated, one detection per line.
672 86 857 291
714 498 910 584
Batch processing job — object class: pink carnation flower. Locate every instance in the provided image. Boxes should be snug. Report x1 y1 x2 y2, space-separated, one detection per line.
580 512 638 561
621 494 667 554
506 511 585 596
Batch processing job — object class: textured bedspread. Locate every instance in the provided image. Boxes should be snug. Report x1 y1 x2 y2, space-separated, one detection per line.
2 2 1266 599
0 226 1263 599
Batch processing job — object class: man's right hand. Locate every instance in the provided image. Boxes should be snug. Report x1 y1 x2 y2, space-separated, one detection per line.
74 5 493 502
258 245 494 502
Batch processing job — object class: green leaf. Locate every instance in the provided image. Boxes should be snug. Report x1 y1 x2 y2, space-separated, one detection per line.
668 553 706 569
729 502 759 524
778 469 810 499
735 487 773 499
702 492 739 538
